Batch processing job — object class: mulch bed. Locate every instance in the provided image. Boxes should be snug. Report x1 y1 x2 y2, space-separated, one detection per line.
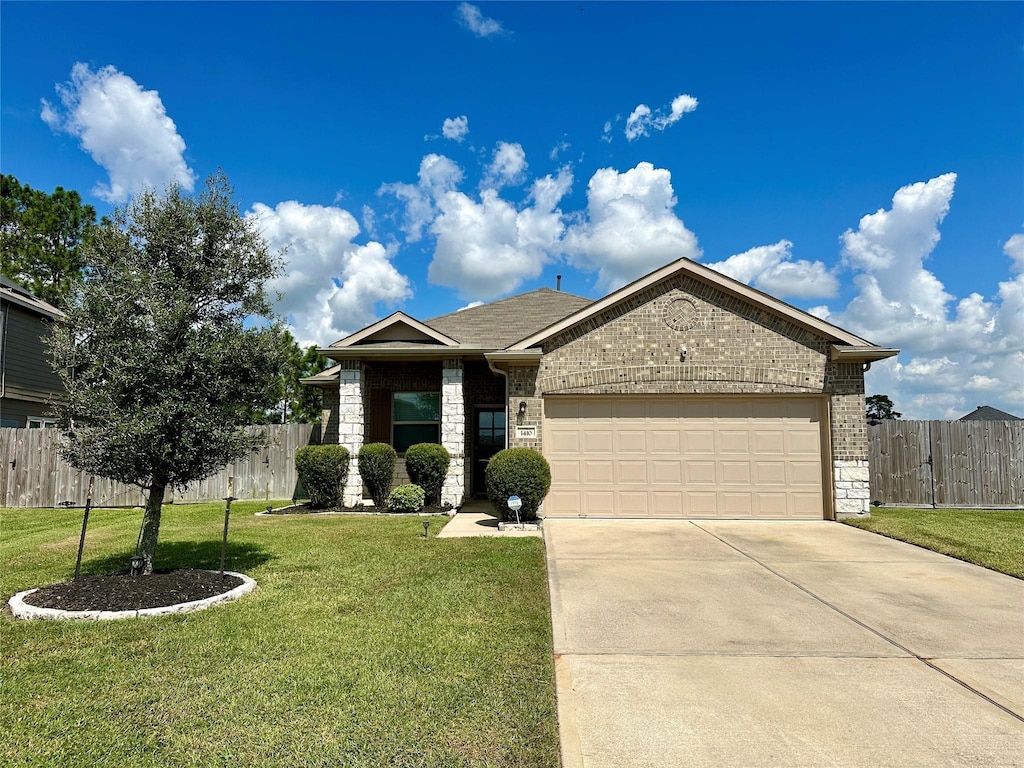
22 569 243 612
266 503 452 515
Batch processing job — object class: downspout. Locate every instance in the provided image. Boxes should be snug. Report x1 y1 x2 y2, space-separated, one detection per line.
486 357 510 450
0 298 8 398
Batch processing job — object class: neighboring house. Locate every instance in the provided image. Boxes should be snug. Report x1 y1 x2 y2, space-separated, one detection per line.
304 257 898 519
958 405 1021 421
0 277 64 428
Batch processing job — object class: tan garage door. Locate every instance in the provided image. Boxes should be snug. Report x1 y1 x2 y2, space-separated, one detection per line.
544 397 825 519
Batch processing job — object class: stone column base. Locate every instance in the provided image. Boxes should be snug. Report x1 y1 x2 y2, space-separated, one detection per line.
834 459 870 519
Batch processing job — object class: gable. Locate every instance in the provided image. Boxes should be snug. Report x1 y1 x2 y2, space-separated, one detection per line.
536 275 840 395
331 312 458 348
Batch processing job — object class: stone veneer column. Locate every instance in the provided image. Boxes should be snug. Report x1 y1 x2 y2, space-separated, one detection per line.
337 362 365 507
441 359 466 508
834 459 870 518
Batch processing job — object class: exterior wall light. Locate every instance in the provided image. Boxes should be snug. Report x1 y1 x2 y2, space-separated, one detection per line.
518 401 528 415
680 345 688 363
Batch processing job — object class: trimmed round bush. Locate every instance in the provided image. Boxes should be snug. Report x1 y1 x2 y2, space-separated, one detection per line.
387 483 426 513
294 445 350 509
485 447 551 521
404 443 450 506
358 442 397 508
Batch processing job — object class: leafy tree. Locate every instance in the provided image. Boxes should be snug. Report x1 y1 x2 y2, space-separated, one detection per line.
1 174 97 307
49 172 289 574
866 394 902 421
278 331 330 423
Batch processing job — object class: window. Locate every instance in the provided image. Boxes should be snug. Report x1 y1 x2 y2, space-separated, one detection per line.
27 418 56 429
392 392 440 453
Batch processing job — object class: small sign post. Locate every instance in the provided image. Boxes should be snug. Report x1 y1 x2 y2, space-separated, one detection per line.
220 477 235 581
507 495 522 526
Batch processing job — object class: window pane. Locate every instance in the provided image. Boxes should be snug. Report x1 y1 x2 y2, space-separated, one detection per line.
480 411 492 428
394 393 440 422
493 412 506 427
394 424 440 453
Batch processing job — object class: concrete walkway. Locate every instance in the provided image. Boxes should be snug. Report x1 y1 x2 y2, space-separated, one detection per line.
436 499 542 538
545 519 1024 767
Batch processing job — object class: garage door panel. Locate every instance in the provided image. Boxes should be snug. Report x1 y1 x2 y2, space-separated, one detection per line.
550 460 581 484
720 461 751 485
685 430 715 453
618 492 649 515
753 430 785 454
718 430 749 453
549 431 581 454
617 461 648 484
652 461 682 484
686 461 717 484
543 396 823 519
584 461 614 483
616 430 647 453
755 462 787 485
650 431 681 452
584 491 614 516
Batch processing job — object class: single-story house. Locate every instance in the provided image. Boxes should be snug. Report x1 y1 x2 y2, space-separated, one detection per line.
304 257 898 520
0 276 65 428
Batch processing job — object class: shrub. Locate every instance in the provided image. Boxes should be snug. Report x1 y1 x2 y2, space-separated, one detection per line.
294 445 350 509
387 483 426 513
404 443 450 506
359 442 397 508
485 448 551 521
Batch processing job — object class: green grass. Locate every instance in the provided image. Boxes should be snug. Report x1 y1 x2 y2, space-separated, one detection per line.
0 502 559 767
843 507 1024 579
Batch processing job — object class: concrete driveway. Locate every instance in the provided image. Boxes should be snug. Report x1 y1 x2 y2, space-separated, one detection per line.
545 519 1024 767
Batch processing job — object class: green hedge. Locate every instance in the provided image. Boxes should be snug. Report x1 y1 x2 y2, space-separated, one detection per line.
359 443 397 508
485 448 551 521
294 445 350 509
387 483 426 513
405 443 450 506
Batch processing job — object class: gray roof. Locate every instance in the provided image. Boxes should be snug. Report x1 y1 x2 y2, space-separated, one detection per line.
0 276 63 319
424 288 593 349
958 405 1022 421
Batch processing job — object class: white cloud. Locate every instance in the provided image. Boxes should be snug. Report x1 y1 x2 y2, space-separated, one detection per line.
442 115 469 142
707 240 839 299
457 2 505 37
482 141 527 189
427 167 573 299
563 162 700 292
41 63 194 203
250 200 411 346
457 301 484 312
549 138 570 161
818 174 1024 419
379 153 464 242
1004 233 1024 272
624 93 698 141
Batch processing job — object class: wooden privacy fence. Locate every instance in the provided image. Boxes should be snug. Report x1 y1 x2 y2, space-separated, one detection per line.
868 420 1024 508
0 423 318 508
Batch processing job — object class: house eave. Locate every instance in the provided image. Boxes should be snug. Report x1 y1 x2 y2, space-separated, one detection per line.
317 346 496 362
829 345 900 362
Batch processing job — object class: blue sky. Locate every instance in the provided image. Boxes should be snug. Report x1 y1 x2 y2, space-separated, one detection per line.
2 2 1022 418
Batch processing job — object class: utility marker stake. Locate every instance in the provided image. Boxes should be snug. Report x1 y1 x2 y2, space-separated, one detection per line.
220 476 235 581
73 477 95 581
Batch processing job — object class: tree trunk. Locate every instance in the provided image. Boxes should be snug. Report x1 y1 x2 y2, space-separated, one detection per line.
138 482 167 575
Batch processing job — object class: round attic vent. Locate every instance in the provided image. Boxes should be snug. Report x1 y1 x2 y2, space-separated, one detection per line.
664 297 698 331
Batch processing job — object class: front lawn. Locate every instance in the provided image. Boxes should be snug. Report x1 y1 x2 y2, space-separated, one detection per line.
0 502 559 767
843 507 1024 579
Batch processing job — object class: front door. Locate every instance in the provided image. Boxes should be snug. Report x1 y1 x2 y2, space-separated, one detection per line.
472 407 506 497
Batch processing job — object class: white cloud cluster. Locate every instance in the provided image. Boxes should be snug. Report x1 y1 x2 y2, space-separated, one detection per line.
442 115 469 142
815 173 1024 418
41 63 194 203
379 153 464 243
707 240 838 299
482 141 527 189
563 162 700 291
428 167 574 299
457 2 505 37
624 94 698 141
250 201 411 346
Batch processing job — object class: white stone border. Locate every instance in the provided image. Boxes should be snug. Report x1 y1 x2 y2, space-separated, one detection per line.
8 570 257 621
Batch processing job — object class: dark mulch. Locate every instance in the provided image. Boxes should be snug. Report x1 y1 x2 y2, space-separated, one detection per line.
267 502 452 515
22 569 243 612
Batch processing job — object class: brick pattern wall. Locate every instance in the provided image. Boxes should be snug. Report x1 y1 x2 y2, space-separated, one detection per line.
508 365 543 451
